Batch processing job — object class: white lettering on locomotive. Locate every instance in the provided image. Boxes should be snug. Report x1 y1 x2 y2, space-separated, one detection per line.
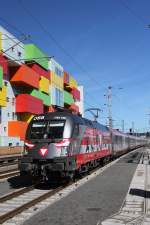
33 116 45 120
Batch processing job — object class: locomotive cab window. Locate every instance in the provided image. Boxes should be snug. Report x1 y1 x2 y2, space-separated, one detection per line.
29 120 65 139
47 120 65 139
30 121 47 139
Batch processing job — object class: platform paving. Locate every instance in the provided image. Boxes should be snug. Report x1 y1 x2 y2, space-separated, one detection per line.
20 148 144 225
102 147 150 225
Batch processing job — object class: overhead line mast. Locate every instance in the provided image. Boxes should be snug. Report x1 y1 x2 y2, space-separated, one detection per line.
108 86 112 128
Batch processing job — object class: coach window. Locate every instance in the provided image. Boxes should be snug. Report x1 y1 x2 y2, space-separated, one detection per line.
86 137 90 152
96 135 99 149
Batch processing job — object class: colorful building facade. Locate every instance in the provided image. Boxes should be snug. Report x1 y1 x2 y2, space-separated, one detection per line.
0 26 84 150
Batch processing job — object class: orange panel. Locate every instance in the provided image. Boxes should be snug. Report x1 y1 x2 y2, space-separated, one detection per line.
8 121 28 141
69 104 79 113
48 106 55 112
11 64 40 88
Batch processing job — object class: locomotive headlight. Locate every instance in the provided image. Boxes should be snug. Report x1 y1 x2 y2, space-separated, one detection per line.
25 142 35 148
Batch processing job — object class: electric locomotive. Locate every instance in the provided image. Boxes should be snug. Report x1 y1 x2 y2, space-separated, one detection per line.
19 111 147 181
19 112 112 180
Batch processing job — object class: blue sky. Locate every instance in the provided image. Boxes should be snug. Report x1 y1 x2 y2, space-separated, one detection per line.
1 0 150 132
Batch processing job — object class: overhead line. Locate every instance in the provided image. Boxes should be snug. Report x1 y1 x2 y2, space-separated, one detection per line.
17 0 106 90
0 12 102 109
119 0 148 26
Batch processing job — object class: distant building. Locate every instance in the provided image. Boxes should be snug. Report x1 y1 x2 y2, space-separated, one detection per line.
76 86 84 117
0 26 83 151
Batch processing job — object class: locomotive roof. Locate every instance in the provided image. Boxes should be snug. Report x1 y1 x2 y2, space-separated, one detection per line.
40 112 84 123
32 112 110 133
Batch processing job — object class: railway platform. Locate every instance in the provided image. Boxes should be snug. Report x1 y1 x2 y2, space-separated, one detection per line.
20 147 147 225
1 147 149 225
102 147 150 225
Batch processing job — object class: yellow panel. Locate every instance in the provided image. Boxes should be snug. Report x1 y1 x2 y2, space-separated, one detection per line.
69 76 77 88
50 71 63 89
39 76 49 94
20 113 34 123
0 32 1 51
0 86 7 107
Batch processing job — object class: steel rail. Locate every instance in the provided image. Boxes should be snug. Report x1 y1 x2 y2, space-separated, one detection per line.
0 183 69 224
0 170 19 180
0 186 35 203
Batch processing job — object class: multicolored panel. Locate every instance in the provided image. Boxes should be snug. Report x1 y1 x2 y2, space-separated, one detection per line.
11 64 39 89
71 87 80 101
0 54 8 76
31 64 50 80
64 90 74 105
0 66 3 88
69 103 79 113
24 44 49 70
39 76 49 94
63 71 69 85
16 94 43 114
8 121 28 140
30 89 51 106
69 76 78 88
0 86 7 107
19 113 34 123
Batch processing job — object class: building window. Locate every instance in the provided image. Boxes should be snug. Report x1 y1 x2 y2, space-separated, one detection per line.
4 127 7 132
7 112 10 117
12 98 15 106
6 97 9 102
12 112 15 120
18 51 22 57
55 67 62 77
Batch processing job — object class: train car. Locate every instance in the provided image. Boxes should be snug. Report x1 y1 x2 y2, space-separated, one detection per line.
111 129 146 157
19 112 147 181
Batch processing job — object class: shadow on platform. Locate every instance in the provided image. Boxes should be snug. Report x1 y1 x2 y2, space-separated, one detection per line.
118 152 142 164
129 188 150 198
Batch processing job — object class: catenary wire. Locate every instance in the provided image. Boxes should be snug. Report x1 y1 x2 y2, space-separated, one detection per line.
118 0 148 26
17 0 107 91
0 17 101 109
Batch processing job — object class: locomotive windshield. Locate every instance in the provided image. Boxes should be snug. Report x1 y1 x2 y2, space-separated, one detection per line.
29 120 65 139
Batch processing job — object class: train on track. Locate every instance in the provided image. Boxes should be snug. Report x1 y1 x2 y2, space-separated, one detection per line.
19 111 147 181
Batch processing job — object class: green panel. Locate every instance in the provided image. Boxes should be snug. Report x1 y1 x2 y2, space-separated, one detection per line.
0 66 3 88
24 44 48 70
64 91 74 105
30 89 51 106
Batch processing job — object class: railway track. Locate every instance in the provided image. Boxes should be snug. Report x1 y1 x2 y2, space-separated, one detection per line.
0 160 110 224
0 154 21 164
0 183 68 224
0 155 21 180
0 148 144 225
0 169 19 180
